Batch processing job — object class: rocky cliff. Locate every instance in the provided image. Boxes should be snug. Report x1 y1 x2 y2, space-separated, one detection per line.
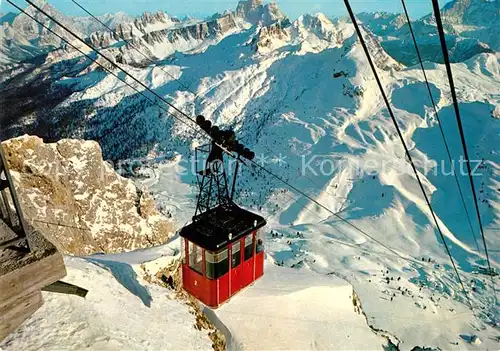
87 12 241 65
235 0 285 25
2 135 174 255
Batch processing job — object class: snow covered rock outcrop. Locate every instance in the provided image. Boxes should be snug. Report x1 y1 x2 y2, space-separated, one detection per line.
1 135 174 255
253 20 291 52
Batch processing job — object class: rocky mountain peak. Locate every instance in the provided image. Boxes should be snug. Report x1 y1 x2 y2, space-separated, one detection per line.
21 0 58 21
253 20 291 52
8 0 82 45
235 0 284 25
298 13 335 32
440 0 498 26
422 0 498 27
0 0 84 68
236 0 264 17
137 11 169 25
28 0 49 8
112 12 240 64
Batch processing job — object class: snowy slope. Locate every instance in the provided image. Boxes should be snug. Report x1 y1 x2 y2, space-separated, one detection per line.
212 257 499 350
0 249 213 350
0 241 393 350
210 258 389 350
134 39 499 349
0 0 499 349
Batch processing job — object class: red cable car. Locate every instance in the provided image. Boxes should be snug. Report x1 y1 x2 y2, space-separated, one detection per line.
180 205 266 308
180 119 266 308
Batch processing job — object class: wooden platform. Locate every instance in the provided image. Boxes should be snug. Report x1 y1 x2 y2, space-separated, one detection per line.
0 220 66 341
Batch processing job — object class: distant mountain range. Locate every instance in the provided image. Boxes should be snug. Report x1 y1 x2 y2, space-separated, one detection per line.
0 0 497 69
0 1 498 347
357 0 498 65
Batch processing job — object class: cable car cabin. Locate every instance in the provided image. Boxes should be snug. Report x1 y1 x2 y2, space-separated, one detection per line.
179 204 266 308
181 119 264 307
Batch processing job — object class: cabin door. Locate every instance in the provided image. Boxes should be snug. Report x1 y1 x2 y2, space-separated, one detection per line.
242 232 255 288
230 241 243 295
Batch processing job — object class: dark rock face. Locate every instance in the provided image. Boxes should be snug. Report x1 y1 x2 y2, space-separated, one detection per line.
253 21 291 51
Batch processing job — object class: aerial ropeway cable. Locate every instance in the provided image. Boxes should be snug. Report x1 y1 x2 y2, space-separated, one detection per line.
343 0 475 311
11 0 464 281
70 0 350 221
5 0 205 144
70 0 197 97
430 0 496 302
399 0 481 255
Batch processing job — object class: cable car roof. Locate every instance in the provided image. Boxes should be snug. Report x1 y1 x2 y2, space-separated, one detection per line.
180 204 266 251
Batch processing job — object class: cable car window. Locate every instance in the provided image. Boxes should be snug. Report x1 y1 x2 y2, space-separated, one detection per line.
256 231 264 253
205 249 229 280
232 241 241 268
189 242 203 274
244 234 254 261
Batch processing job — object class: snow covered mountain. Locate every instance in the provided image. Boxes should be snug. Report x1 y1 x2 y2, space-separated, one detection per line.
434 0 498 27
73 11 134 37
0 0 86 68
358 0 498 65
86 0 285 66
356 12 406 36
87 11 182 49
0 249 222 350
0 1 135 69
432 0 499 52
235 0 285 25
117 12 245 65
0 0 499 349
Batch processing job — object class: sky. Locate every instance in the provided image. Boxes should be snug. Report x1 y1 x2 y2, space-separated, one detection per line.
0 0 451 20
